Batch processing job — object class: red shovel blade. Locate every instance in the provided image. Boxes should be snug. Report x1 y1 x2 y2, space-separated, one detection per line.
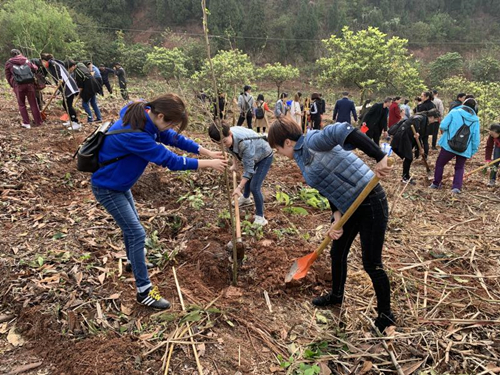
285 251 320 283
60 113 69 121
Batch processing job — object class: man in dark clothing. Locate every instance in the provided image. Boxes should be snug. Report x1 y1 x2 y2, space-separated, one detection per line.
319 93 326 119
113 63 129 100
99 65 115 95
4 49 43 128
363 97 391 145
449 92 466 111
333 92 358 124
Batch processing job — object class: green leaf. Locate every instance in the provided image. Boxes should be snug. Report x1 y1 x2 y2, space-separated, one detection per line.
52 232 67 240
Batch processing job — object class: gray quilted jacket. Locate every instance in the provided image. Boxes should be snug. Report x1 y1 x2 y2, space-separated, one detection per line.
293 123 374 213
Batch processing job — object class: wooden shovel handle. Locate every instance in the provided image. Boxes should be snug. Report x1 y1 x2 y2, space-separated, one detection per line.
411 125 431 172
41 80 63 113
464 156 500 179
232 171 242 239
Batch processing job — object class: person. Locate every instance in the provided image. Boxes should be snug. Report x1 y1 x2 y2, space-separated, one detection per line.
430 98 480 194
212 92 226 120
85 61 103 95
416 91 437 158
485 123 500 187
318 93 326 121
91 94 227 309
290 93 302 128
401 99 411 120
237 85 254 129
99 65 115 95
413 97 422 113
113 63 129 100
254 94 272 134
389 109 440 185
30 57 47 109
333 91 357 124
40 53 81 130
274 92 288 118
268 117 395 334
4 49 43 129
309 93 322 130
449 93 466 111
66 60 102 123
431 90 444 150
388 97 402 128
302 96 311 132
363 97 391 145
357 99 372 126
208 122 273 226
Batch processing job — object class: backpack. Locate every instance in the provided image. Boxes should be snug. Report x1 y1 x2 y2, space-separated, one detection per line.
255 102 265 119
12 63 35 84
448 116 471 153
74 121 143 173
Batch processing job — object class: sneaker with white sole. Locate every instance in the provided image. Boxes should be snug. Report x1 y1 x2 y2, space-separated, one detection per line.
451 188 461 194
63 121 72 127
70 122 81 131
137 286 171 309
254 215 268 226
21 123 31 129
237 195 253 206
488 179 496 187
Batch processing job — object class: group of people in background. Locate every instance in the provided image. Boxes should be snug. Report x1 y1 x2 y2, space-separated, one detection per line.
4 48 129 130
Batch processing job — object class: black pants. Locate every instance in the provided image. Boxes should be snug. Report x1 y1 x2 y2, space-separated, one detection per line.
371 130 381 146
431 121 439 148
103 81 113 94
312 116 321 130
421 136 429 158
119 82 129 100
62 94 78 123
402 158 413 180
237 112 253 129
329 184 391 315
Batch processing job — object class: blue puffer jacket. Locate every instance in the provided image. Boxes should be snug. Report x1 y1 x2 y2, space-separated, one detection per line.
91 106 200 191
294 123 374 214
438 105 480 159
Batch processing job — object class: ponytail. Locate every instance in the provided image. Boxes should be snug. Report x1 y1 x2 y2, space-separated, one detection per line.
123 101 148 130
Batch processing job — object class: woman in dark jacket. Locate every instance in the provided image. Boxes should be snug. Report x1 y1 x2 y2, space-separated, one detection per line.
309 93 322 130
67 60 102 123
389 109 440 184
416 91 437 158
363 97 391 145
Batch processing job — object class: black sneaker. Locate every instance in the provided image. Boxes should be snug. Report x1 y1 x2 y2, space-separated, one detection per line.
402 178 416 185
125 261 154 272
312 292 343 307
137 286 171 309
374 312 396 334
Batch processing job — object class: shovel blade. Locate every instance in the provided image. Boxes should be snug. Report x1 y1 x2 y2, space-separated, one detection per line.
285 251 319 283
60 113 70 121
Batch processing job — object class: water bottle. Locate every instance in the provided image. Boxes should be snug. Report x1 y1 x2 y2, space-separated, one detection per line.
381 142 393 156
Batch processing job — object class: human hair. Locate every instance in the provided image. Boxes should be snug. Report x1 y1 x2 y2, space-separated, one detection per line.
208 122 231 142
280 92 288 100
294 93 300 102
489 123 500 134
432 89 438 95
383 97 392 103
40 53 53 61
342 91 349 96
311 92 320 100
393 96 401 101
297 91 302 98
244 85 251 92
465 94 475 99
415 97 422 102
422 91 434 101
463 98 477 110
257 94 264 101
457 92 466 100
404 99 409 105
268 117 303 148
423 109 440 119
123 94 188 131
65 59 76 69
10 49 21 57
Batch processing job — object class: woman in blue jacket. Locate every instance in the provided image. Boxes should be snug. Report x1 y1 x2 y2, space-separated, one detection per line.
430 98 480 194
92 94 227 309
268 117 395 334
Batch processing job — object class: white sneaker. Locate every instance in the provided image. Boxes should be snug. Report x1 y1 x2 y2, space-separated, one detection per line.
237 195 253 206
21 123 31 129
63 121 72 127
70 122 81 131
254 215 268 226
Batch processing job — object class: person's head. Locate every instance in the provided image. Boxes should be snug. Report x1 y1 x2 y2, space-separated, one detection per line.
404 99 410 105
297 91 302 98
123 94 188 132
243 85 251 93
342 91 349 97
465 94 475 100
393 96 401 104
40 53 53 68
294 93 301 102
84 60 94 69
280 92 288 100
421 91 433 101
432 89 439 98
208 122 233 148
257 94 264 101
311 92 320 101
463 97 478 112
113 62 121 69
383 97 392 108
268 117 303 159
65 59 77 72
457 93 466 102
10 49 21 57
423 108 440 123
489 123 500 138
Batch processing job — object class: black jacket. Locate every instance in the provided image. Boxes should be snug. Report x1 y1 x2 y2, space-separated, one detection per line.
416 99 436 113
73 63 101 102
389 115 428 161
46 59 79 98
449 100 462 111
363 103 388 137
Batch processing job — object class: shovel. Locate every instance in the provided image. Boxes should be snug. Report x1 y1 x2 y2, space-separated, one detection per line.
464 157 500 180
60 92 82 122
226 170 245 261
40 80 63 121
411 125 432 177
285 159 393 283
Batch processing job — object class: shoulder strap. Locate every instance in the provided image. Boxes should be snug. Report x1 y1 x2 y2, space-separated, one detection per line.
106 129 144 136
237 136 268 146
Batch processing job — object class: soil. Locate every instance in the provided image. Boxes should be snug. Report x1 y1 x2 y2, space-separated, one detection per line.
1 82 499 375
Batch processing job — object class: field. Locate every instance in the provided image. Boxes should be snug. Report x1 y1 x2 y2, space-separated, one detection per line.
1 82 499 375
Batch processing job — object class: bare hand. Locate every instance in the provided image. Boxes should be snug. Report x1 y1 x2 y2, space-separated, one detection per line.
374 155 392 179
204 159 227 172
232 186 242 197
327 222 344 240
413 132 420 140
209 150 225 159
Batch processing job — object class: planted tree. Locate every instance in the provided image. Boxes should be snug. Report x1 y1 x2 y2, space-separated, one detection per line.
257 63 300 99
144 47 189 82
429 52 463 86
316 26 425 103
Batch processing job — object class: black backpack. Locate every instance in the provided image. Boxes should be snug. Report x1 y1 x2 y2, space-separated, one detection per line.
74 121 143 173
12 63 35 84
448 116 471 153
255 102 265 119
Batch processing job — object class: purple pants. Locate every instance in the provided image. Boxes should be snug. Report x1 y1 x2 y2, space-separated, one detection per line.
433 149 467 190
14 84 42 126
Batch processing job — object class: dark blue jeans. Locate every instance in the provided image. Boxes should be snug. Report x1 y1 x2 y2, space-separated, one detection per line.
92 184 151 293
491 146 500 181
243 154 273 216
82 95 102 123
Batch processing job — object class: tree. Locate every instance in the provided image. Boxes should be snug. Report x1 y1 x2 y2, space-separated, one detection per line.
470 56 500 83
257 63 300 98
144 47 189 82
192 49 254 95
316 27 425 103
115 31 153 76
0 0 82 59
429 52 463 86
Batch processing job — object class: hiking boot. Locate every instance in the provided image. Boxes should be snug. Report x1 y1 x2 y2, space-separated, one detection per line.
125 261 154 273
253 215 268 226
401 177 416 185
237 195 253 207
21 123 31 129
488 179 496 187
312 292 343 307
451 188 461 194
432 146 438 151
374 312 396 334
137 286 171 309
429 183 441 189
